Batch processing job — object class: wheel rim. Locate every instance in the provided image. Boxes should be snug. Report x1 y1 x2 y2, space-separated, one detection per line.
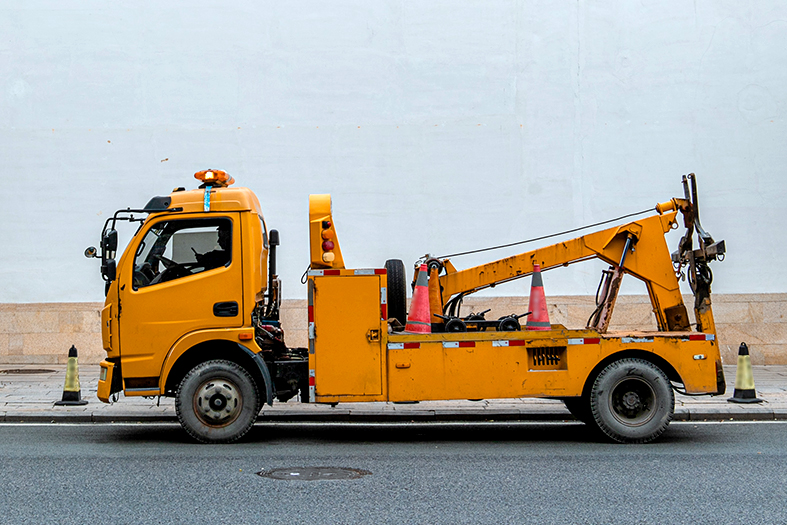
608 377 656 427
193 377 243 427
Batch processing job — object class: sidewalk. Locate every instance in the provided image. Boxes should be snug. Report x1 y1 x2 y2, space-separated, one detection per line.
1 364 786 423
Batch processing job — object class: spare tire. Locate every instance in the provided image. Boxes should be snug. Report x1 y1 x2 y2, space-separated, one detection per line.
385 259 407 326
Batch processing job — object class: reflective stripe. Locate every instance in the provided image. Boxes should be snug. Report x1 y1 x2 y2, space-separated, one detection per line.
388 342 421 349
308 322 315 340
493 340 526 347
568 338 600 345
443 341 476 348
688 333 715 341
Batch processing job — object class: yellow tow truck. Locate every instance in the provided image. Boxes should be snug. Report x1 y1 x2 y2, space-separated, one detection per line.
88 171 726 444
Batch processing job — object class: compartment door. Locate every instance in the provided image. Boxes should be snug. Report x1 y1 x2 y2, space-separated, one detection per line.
312 275 382 396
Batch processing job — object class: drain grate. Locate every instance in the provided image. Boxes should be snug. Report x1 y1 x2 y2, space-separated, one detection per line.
257 467 371 481
0 369 56 375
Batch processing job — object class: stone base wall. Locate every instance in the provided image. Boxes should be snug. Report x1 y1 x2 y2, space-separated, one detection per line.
1 294 784 365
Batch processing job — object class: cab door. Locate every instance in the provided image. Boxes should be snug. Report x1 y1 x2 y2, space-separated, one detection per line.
117 213 244 387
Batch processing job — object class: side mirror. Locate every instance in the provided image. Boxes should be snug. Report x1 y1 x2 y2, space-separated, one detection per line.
84 246 98 258
101 258 117 282
102 229 118 256
269 229 280 246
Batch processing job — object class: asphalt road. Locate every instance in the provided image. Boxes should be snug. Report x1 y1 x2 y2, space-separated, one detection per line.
1 421 785 524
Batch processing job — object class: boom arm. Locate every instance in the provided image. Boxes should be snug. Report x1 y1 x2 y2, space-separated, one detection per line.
436 175 724 333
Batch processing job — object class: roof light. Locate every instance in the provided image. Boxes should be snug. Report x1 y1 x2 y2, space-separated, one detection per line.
194 169 235 187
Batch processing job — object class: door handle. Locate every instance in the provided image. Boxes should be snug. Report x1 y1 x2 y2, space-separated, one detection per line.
213 301 239 317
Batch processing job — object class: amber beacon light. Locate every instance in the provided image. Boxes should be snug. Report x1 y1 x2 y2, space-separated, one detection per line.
194 169 235 187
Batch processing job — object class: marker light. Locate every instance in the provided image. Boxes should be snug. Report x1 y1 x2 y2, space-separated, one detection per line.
194 169 235 187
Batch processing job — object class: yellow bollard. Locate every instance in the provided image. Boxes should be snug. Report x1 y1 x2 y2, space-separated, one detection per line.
727 342 763 404
55 345 89 406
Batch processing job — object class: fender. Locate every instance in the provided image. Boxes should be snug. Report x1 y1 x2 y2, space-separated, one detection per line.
236 343 274 407
159 328 274 406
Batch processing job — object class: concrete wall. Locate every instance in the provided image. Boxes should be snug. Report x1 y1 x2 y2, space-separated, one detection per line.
2 3 785 363
1 1 786 307
3 295 785 365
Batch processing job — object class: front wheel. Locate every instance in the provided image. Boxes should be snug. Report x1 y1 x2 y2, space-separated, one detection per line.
176 360 260 444
590 358 674 444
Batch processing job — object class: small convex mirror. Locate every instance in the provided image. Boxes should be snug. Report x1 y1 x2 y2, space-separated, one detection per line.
84 246 98 258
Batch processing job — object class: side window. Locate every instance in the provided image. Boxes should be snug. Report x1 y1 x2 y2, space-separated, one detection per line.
133 218 232 289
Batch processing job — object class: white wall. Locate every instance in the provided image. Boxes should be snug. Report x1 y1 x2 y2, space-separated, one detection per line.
1 1 785 302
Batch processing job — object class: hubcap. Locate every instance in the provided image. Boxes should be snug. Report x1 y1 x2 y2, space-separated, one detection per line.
193 378 242 427
608 377 656 427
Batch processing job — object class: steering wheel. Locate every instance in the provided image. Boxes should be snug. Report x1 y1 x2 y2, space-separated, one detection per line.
154 254 178 269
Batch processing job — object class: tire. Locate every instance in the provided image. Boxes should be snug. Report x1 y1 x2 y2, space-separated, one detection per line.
176 360 260 444
385 259 407 326
562 396 593 425
590 358 674 444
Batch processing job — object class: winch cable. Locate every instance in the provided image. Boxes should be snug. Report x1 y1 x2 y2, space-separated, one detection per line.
434 208 654 260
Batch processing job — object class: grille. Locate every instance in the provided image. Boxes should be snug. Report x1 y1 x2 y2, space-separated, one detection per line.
529 346 567 370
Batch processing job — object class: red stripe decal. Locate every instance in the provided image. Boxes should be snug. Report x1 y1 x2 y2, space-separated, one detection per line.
584 338 600 345
308 377 315 386
458 341 476 348
688 334 705 341
307 305 314 323
404 342 421 349
508 340 526 346
323 269 341 276
375 268 387 275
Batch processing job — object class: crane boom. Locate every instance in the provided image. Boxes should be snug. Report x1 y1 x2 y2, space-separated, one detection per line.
435 175 724 334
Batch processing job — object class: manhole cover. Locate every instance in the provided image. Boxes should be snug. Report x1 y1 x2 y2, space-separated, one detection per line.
0 369 56 375
257 467 371 481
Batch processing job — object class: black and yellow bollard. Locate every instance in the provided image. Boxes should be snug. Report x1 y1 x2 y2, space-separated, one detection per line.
55 345 88 406
727 342 762 404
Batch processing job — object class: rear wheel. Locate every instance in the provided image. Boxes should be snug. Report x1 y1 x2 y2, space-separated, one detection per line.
176 360 260 444
562 396 593 425
385 259 407 327
590 358 674 444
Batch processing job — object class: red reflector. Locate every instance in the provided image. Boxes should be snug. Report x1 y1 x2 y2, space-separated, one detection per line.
309 377 315 386
323 270 341 276
322 240 335 251
508 340 526 346
403 342 421 349
458 341 476 348
689 334 706 341
308 305 314 323
584 338 600 344
374 268 387 274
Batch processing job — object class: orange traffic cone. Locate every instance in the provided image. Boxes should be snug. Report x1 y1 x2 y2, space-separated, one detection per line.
405 264 432 333
525 264 551 331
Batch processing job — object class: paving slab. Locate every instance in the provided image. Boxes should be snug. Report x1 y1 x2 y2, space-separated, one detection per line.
1 364 786 423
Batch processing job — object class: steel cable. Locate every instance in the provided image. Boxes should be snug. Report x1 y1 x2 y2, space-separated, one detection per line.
435 208 655 259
